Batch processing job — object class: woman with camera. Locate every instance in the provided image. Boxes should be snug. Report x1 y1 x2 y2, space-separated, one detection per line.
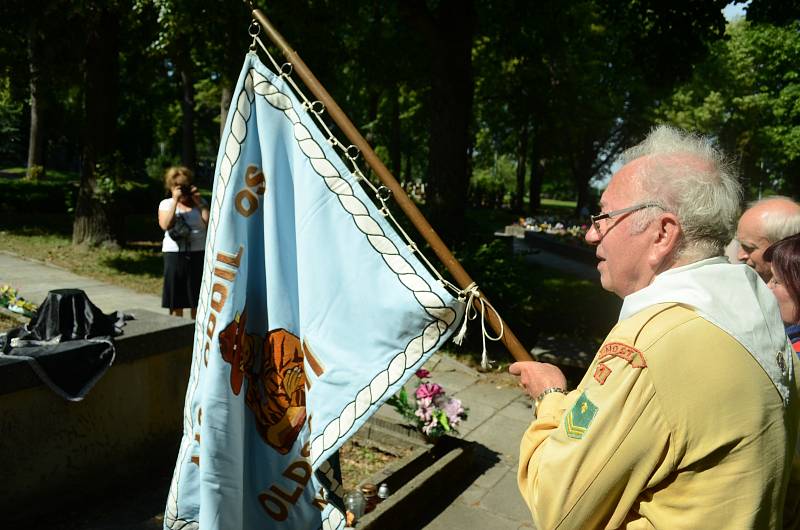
157 166 209 318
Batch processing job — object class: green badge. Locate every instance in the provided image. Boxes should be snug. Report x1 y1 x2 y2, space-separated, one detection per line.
564 392 598 440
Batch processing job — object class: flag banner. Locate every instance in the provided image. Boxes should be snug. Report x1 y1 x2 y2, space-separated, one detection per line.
164 52 464 530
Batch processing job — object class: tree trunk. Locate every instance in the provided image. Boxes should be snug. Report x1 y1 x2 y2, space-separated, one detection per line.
26 23 46 181
513 124 529 212
528 139 544 214
572 151 594 218
72 6 119 247
400 0 475 242
220 83 233 141
175 42 196 173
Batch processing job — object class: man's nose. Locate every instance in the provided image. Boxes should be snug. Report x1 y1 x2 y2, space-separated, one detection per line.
585 224 600 245
737 247 749 263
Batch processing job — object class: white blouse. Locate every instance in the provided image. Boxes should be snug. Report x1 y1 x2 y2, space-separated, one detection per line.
158 198 207 252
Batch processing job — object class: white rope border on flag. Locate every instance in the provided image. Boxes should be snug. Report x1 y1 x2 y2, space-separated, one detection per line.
247 67 459 467
163 64 257 530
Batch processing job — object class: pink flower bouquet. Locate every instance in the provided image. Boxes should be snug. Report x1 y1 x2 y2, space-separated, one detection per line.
387 368 468 440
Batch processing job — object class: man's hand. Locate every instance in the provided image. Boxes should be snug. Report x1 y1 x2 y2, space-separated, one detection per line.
509 361 567 400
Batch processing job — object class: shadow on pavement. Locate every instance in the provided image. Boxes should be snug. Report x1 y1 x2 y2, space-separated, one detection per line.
409 442 501 529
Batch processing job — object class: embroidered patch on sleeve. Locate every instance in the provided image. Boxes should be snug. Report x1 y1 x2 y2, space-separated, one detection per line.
594 363 612 385
565 392 598 440
597 342 647 368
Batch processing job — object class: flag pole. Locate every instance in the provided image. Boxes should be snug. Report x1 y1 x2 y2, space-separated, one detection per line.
245 2 534 363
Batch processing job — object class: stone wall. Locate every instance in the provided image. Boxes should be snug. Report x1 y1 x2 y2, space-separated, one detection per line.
0 309 194 522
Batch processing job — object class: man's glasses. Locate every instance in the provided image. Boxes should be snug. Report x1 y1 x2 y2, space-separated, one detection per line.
590 202 663 236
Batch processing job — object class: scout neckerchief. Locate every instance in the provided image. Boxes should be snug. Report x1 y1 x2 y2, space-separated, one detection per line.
620 256 794 406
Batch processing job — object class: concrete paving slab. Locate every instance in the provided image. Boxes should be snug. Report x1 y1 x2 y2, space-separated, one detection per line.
498 395 536 422
449 400 495 437
430 353 482 376
464 413 530 458
422 366 478 394
423 499 535 530
479 468 534 523
455 482 489 506
453 381 522 410
471 459 513 490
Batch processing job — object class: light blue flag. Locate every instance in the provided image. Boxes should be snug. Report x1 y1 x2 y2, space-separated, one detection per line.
164 52 464 530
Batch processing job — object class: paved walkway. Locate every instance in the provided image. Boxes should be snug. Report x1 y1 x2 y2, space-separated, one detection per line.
2 251 542 528
511 237 599 282
0 251 168 317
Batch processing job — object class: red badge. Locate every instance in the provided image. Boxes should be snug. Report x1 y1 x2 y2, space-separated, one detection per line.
594 363 612 385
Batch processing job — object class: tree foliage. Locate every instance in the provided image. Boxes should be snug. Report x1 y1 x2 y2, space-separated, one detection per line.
0 0 796 245
656 19 800 197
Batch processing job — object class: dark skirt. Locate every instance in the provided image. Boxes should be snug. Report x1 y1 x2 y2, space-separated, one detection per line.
162 251 204 309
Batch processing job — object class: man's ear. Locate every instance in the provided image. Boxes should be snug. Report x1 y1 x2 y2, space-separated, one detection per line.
650 213 682 264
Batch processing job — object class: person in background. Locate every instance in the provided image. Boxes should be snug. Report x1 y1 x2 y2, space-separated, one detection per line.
509 125 800 528
736 196 800 282
157 166 209 319
765 233 800 356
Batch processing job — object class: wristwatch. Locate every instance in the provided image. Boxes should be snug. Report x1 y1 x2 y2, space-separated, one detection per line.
534 386 567 414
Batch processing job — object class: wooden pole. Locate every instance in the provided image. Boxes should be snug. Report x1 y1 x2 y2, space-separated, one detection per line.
246 3 534 363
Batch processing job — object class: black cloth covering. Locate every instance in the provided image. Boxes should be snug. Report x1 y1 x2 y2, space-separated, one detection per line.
0 289 127 401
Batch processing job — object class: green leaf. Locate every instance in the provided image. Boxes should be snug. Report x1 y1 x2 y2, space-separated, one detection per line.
435 409 451 432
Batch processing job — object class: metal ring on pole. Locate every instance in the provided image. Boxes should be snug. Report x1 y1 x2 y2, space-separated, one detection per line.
376 186 392 203
279 63 293 77
310 100 325 115
346 145 360 160
249 20 260 51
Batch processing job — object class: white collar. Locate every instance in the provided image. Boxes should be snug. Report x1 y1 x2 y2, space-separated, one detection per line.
620 257 794 406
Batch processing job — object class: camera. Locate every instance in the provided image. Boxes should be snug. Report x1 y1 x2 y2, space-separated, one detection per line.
180 185 192 196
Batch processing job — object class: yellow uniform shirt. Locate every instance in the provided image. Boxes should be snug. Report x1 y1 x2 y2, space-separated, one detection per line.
518 303 800 529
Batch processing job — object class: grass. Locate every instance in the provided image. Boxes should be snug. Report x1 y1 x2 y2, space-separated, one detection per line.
0 167 79 181
540 198 577 210
0 312 22 333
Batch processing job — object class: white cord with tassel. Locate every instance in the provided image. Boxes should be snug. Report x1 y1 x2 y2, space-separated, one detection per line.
453 282 504 369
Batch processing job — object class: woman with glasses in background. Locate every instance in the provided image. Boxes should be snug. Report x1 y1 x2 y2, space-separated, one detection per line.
764 233 800 356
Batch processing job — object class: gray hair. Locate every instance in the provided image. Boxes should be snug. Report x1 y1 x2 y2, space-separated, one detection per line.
619 125 742 261
747 196 800 243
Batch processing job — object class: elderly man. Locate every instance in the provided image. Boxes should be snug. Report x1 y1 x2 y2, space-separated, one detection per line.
736 196 800 282
510 126 800 529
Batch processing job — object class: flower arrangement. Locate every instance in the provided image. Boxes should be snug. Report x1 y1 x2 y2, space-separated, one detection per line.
514 217 590 246
0 285 37 318
387 369 468 441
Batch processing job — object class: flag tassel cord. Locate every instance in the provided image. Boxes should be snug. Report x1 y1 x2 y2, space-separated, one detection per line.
244 2 534 364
